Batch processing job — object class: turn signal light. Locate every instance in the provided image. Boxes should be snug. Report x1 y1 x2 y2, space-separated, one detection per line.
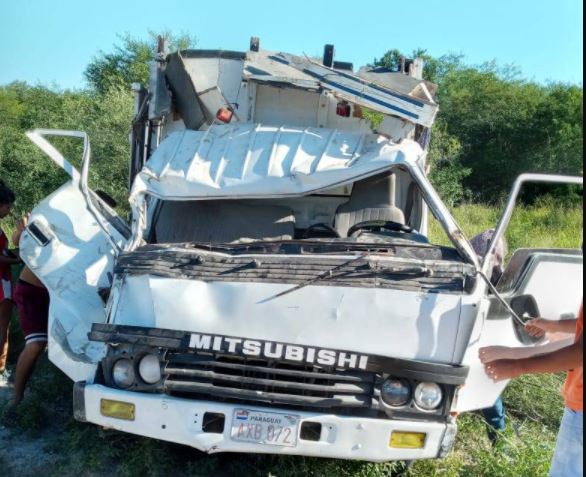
390 431 427 449
100 399 136 421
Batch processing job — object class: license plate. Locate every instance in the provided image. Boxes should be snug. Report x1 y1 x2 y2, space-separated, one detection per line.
230 409 300 447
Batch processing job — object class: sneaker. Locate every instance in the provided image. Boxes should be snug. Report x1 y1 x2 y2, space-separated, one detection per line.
487 427 503 446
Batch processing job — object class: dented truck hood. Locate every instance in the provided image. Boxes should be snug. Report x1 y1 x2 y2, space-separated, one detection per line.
109 248 478 366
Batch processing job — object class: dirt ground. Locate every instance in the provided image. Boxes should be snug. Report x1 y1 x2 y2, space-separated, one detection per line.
0 381 60 477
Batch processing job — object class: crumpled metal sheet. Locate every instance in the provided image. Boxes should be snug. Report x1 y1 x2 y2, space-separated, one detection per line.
130 124 423 201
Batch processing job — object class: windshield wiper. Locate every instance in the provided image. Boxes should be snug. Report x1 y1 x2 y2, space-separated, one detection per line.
258 257 430 303
259 254 369 303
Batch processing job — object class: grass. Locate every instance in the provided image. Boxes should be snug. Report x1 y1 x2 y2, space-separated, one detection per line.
0 201 582 477
429 199 583 252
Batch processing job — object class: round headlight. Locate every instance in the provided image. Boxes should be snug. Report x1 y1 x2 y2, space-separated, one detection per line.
381 378 412 407
414 382 443 411
112 359 136 388
138 354 162 384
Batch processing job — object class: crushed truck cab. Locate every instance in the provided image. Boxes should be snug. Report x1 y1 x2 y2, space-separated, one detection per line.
19 40 583 463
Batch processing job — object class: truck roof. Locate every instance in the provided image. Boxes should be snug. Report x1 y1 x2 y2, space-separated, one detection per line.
130 124 424 200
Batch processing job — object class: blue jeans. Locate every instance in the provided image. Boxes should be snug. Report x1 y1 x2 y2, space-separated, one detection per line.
482 396 507 431
550 408 583 477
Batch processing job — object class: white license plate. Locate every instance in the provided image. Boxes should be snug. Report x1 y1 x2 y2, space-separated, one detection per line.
230 409 300 447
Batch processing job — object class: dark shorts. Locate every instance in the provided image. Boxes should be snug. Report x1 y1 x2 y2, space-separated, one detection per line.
14 280 50 345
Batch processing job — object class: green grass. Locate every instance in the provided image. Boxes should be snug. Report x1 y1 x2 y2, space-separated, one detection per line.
429 200 583 253
0 202 582 476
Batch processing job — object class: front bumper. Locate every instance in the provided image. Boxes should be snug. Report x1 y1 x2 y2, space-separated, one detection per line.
75 382 457 463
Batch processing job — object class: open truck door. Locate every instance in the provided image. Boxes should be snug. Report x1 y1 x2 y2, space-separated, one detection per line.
19 130 130 382
456 174 583 412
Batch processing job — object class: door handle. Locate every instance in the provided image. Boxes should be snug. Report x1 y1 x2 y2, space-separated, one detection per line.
27 222 51 247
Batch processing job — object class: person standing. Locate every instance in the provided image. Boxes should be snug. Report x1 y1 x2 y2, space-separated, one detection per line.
480 304 583 477
470 229 509 439
2 214 50 424
0 180 21 382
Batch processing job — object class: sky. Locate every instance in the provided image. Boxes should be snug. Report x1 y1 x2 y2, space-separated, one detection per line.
0 0 583 89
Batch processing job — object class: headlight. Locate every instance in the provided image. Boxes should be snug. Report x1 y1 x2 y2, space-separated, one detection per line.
112 359 136 388
381 378 412 407
138 354 162 384
414 382 443 411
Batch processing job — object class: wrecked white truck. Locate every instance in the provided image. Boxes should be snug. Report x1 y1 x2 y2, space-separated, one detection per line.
20 40 583 462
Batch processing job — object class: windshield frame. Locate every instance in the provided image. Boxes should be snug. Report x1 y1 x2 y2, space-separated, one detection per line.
129 163 479 268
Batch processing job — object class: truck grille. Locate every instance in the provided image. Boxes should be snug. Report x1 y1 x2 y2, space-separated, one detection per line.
164 353 377 410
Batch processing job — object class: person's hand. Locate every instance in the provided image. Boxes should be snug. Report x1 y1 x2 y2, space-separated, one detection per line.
16 213 30 234
525 318 554 338
479 346 519 363
484 359 524 382
12 213 30 246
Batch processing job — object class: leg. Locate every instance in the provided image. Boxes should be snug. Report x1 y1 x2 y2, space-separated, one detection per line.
482 396 507 431
481 396 507 444
0 300 13 372
550 408 584 477
11 340 47 406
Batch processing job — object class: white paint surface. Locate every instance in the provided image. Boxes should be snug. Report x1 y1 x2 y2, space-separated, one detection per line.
83 384 450 462
132 125 423 201
113 276 464 364
20 182 124 381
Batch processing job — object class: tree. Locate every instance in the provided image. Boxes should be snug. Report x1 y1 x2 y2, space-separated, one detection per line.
1 32 199 216
373 49 583 203
85 31 196 95
372 49 404 71
438 64 583 201
427 122 471 205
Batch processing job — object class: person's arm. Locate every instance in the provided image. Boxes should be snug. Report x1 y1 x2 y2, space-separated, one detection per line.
525 318 578 337
479 336 575 363
11 214 29 246
0 255 20 265
484 331 583 382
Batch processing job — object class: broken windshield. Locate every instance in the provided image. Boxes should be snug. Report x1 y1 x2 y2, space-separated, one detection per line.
147 171 454 255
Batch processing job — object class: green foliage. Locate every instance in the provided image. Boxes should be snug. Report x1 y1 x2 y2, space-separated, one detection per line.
0 83 133 216
372 48 464 85
438 63 583 202
428 121 471 205
504 373 565 430
410 414 558 477
85 31 196 95
428 200 583 253
372 48 404 71
373 49 583 203
0 32 199 218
